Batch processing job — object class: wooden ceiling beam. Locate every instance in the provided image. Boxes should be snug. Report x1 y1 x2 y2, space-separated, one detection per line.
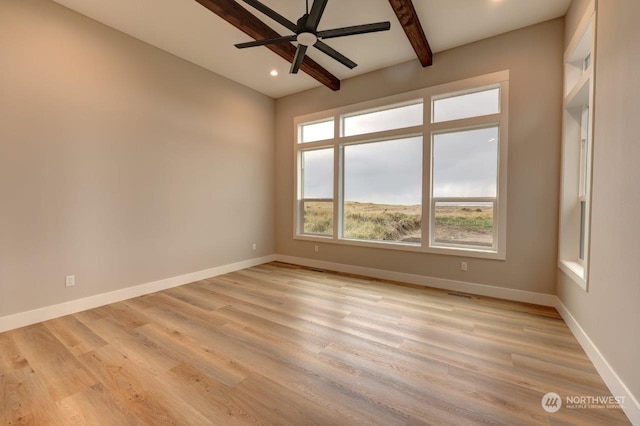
388 0 433 67
194 0 340 91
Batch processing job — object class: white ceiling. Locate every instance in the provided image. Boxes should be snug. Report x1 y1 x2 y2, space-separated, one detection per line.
50 0 571 98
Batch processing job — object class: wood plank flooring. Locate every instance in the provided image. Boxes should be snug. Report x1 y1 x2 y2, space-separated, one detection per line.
0 262 630 425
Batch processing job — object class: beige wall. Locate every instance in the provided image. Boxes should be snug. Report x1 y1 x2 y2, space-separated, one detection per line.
564 0 592 46
275 19 564 295
0 0 275 317
558 0 640 403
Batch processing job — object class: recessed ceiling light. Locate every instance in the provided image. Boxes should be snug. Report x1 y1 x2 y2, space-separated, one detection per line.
270 69 279 77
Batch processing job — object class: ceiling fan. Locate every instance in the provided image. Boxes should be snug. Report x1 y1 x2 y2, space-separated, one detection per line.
235 0 391 74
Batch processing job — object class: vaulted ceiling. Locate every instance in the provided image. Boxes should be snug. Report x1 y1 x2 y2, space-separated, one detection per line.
51 0 571 98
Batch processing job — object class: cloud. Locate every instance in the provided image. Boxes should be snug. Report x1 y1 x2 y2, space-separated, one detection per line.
344 137 422 205
302 126 498 205
433 127 498 198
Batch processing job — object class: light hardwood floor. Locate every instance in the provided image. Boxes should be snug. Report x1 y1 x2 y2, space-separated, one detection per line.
0 262 630 425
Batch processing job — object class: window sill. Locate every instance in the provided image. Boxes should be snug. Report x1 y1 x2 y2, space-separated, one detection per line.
559 259 587 291
294 234 506 261
427 244 505 260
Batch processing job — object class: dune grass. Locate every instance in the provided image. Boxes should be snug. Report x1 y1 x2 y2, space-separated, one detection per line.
432 205 494 247
303 201 493 246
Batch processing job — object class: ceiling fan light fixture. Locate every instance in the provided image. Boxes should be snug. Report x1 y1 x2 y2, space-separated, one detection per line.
297 32 318 46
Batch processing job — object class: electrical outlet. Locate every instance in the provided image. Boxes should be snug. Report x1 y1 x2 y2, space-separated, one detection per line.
65 275 75 287
461 262 468 272
252 243 257 251
314 245 319 253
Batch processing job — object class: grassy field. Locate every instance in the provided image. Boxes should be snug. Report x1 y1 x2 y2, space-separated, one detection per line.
343 202 422 242
303 201 493 246
433 204 493 247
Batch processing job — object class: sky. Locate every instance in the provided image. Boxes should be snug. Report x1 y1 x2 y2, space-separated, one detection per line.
432 126 498 198
301 88 499 205
344 137 422 205
343 103 423 137
302 126 498 205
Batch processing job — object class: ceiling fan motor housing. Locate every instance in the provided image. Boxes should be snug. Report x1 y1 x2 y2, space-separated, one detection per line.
297 32 318 46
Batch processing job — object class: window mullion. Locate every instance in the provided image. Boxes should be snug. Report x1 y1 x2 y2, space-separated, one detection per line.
423 97 432 249
333 141 340 241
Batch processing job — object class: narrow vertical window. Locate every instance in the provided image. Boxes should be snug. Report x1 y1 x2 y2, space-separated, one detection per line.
559 6 595 289
578 106 590 262
432 127 498 249
300 149 334 236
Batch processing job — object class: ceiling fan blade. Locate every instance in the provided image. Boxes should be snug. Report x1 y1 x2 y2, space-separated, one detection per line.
241 0 298 32
306 0 328 30
235 35 297 49
290 44 308 74
314 41 357 69
318 22 391 40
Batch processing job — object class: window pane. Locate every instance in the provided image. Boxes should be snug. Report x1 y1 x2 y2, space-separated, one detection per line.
433 127 498 198
579 106 589 197
343 102 423 137
302 149 333 199
433 201 494 248
303 200 333 236
433 88 500 123
301 149 333 236
579 200 586 260
343 137 422 244
300 119 334 143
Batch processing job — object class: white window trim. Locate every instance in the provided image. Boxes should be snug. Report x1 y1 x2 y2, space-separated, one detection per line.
293 70 509 261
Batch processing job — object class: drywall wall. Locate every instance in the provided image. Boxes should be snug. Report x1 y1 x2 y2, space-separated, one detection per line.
564 0 592 47
275 19 564 295
0 0 275 317
558 0 640 407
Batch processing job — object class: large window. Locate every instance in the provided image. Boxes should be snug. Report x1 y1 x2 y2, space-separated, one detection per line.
294 72 509 259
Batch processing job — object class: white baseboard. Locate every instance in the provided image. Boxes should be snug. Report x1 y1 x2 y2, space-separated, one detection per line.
0 255 276 334
274 255 557 307
555 299 640 425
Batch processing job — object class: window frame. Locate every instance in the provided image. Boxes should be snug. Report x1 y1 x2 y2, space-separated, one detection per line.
293 71 509 260
298 147 335 237
430 123 502 253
